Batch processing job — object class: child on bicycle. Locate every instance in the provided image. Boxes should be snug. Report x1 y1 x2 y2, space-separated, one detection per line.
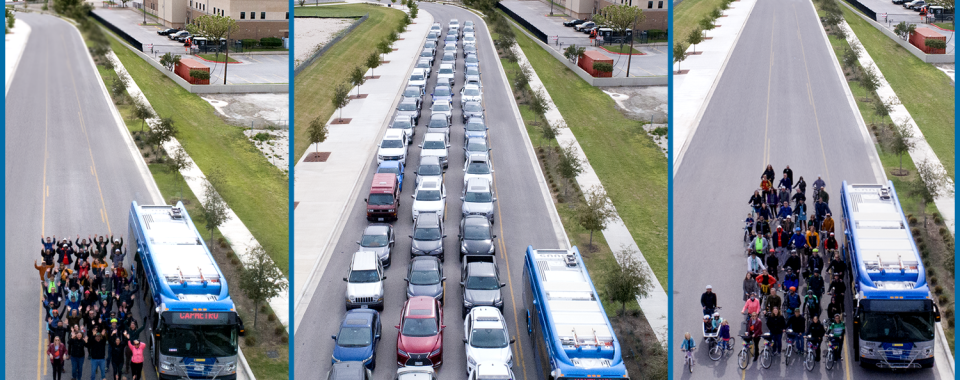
718 320 731 351
682 332 696 365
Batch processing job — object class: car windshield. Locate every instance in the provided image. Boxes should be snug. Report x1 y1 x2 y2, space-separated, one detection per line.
466 56 478 63
418 164 441 176
421 51 431 57
348 269 381 283
411 74 424 81
337 326 372 347
423 141 446 150
443 54 455 60
401 317 438 337
466 275 500 290
464 104 482 113
392 120 412 129
467 67 480 75
409 269 440 285
379 166 399 175
404 89 420 98
434 88 451 97
414 227 441 240
464 190 492 202
425 41 436 48
360 233 389 247
463 224 490 240
368 194 394 206
470 328 508 348
398 103 417 111
860 312 935 342
465 122 485 131
158 323 238 357
445 36 456 42
432 104 451 112
467 162 490 174
439 68 454 75
416 190 442 202
464 88 480 96
428 32 438 38
381 139 404 149
445 45 456 51
416 63 430 69
429 119 448 129
467 143 487 154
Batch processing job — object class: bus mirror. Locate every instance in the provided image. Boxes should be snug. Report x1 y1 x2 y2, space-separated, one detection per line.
934 304 942 322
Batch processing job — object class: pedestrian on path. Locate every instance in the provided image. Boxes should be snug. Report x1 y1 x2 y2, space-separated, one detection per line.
48 336 66 380
128 339 146 380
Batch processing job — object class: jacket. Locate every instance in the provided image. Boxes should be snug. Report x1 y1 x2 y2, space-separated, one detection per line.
809 255 824 273
47 342 66 360
806 232 820 249
787 315 806 334
742 297 761 315
701 292 717 310
743 279 758 301
719 324 731 340
773 230 790 248
128 341 146 363
784 292 801 309
765 294 782 313
747 318 764 338
809 322 826 342
755 274 777 287
782 272 799 291
777 206 793 220
766 314 786 335
808 275 825 296
750 194 763 207
789 234 806 250
815 202 831 218
778 177 793 191
681 338 696 351
822 218 835 233
747 256 766 273
85 337 108 360
67 336 85 358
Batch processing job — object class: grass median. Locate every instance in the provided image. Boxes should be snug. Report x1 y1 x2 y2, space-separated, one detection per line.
106 34 290 275
841 5 955 178
293 4 406 158
508 24 669 289
674 0 726 54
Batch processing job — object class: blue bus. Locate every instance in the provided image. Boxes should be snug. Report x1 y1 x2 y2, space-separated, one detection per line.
840 182 940 369
522 246 630 380
129 201 245 379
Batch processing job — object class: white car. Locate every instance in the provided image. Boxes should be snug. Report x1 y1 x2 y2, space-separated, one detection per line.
415 58 433 77
463 153 494 186
431 101 454 121
449 19 460 34
377 129 408 164
460 84 483 107
345 251 386 310
437 63 456 87
390 115 415 144
463 35 477 46
464 307 514 373
430 22 442 32
397 366 438 380
409 69 427 89
420 132 450 168
412 178 446 222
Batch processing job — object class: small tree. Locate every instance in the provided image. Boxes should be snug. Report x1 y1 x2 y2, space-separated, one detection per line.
556 142 584 199
859 66 880 102
376 40 391 61
160 53 181 71
307 116 329 153
841 44 860 78
167 147 192 200
200 180 230 252
563 44 586 63
687 28 704 54
894 21 909 39
529 88 549 126
604 245 653 316
907 159 953 223
238 243 287 328
576 185 616 249
872 96 894 125
674 42 688 73
298 0 305 5
409 2 419 18
388 30 399 43
120 0 129 7
332 82 351 122
185 14 238 60
592 4 646 52
540 120 559 149
890 121 916 176
699 16 714 33
514 64 532 99
365 52 381 77
349 65 366 96
133 98 154 134
150 117 178 155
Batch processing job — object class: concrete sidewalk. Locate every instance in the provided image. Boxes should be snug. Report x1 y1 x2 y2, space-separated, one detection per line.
293 6 432 332
510 42 669 346
672 0 758 172
5 17 30 95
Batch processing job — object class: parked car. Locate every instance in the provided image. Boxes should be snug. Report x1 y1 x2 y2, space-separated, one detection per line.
464 117 488 143
396 296 445 368
463 154 494 187
420 133 450 168
157 28 179 35
427 31 441 42
910 0 927 10
415 155 444 188
574 21 595 31
415 59 433 78
425 40 438 51
402 86 424 109
444 35 458 45
443 43 458 55
419 50 435 65
410 212 446 261
460 84 483 107
437 64 456 87
365 173 399 221
461 255 505 317
406 256 445 303
463 35 477 47
461 101 484 123
464 54 480 70
463 44 478 58
463 137 490 162
564 19 586 27
376 159 405 192
168 30 189 40
409 69 428 89
426 114 451 140
377 129 409 164
431 101 454 122
332 308 382 370
904 0 924 8
396 366 436 380
431 85 454 105
412 178 446 222
459 215 496 259
449 19 461 33
357 223 395 267
441 52 457 65
463 307 514 372
461 177 496 223
464 67 482 87
582 26 599 35
344 250 386 310
430 22 442 32
396 99 422 126
390 115 415 144
464 20 474 28
327 362 373 380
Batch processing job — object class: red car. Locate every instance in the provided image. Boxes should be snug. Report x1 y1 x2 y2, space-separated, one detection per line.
396 296 444 368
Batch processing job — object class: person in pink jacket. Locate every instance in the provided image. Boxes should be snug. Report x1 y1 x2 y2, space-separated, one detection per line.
47 336 66 380
742 292 761 316
127 339 146 380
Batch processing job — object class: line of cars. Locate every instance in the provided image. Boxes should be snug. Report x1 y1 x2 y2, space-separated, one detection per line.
562 18 602 34
327 18 516 380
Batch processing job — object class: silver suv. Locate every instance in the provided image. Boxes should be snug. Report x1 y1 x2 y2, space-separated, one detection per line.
344 251 386 310
461 178 496 223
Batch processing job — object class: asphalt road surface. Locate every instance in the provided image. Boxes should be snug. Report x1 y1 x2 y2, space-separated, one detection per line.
293 3 566 379
6 13 162 380
673 0 942 378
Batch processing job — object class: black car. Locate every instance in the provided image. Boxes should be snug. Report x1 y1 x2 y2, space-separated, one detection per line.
410 212 446 262
460 255 505 318
461 101 484 123
406 256 445 303
157 28 178 35
459 215 496 260
563 19 586 27
582 26 599 35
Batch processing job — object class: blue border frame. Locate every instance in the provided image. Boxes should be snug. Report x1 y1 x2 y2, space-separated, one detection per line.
667 0 674 377
1 8 7 377
288 0 296 376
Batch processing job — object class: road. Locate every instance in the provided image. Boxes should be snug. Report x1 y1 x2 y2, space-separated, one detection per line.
293 3 565 379
5 13 163 380
673 0 943 378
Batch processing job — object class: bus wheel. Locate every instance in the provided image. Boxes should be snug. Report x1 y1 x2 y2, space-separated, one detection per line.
526 311 532 334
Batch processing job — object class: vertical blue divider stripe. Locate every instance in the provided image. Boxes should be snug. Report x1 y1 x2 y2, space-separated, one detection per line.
667 0 674 378
1 9 7 377
288 0 295 377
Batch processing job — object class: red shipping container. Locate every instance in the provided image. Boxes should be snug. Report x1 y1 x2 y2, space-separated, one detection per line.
175 58 210 85
578 50 614 78
909 28 946 54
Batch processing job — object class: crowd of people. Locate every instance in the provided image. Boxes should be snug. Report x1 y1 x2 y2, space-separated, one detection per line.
692 165 849 368
36 234 147 380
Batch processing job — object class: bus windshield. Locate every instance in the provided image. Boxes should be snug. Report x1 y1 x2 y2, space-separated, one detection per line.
159 324 238 357
860 311 935 343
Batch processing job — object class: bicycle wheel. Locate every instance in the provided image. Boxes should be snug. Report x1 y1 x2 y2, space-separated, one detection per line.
760 348 772 369
804 350 815 371
825 350 835 370
688 356 694 373
709 344 723 361
738 348 748 369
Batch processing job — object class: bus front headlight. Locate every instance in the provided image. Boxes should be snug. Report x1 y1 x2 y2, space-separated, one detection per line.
160 361 174 371
224 361 237 373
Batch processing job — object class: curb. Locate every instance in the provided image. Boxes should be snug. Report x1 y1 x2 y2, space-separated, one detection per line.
598 45 646 56
192 54 243 64
928 23 954 32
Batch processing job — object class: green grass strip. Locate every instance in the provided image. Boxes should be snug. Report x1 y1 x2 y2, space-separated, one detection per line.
674 0 725 51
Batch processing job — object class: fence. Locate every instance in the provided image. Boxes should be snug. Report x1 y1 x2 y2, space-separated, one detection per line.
496 2 548 43
840 0 877 20
294 13 369 76
90 11 143 51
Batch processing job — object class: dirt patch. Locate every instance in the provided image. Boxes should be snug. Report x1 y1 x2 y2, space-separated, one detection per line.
613 311 666 380
201 93 288 128
294 18 355 64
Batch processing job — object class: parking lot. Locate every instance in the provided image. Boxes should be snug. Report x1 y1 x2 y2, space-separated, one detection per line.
92 7 289 84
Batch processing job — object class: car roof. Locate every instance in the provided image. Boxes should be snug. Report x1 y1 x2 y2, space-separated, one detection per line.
383 129 405 140
410 256 441 271
423 132 446 141
439 63 454 69
392 115 413 124
405 296 438 319
363 224 391 235
465 177 491 192
415 212 441 228
399 98 418 105
343 308 377 326
351 251 380 270
419 155 441 166
469 307 505 328
463 215 490 227
467 153 490 163
463 83 481 90
404 86 421 92
417 178 442 191
330 362 368 380
429 113 448 121
466 117 485 125
431 102 451 109
467 261 497 276
463 101 483 109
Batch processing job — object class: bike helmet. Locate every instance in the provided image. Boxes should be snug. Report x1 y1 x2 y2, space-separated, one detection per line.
789 286 796 291
795 227 801 232
713 312 720 318
807 289 814 295
705 285 712 290
703 315 710 320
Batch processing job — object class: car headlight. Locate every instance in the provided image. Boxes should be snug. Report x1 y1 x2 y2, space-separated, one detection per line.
332 355 342 363
160 361 174 371
363 353 374 364
507 355 514 368
467 356 477 366
461 242 469 253
494 299 503 307
488 245 495 254
398 349 409 357
463 300 474 307
377 295 384 302
430 348 442 356
433 248 443 254
347 296 354 303
368 209 375 213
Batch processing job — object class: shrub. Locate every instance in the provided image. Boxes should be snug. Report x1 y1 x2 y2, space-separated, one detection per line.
927 268 935 277
938 294 948 304
934 284 943 294
260 37 283 48
911 227 920 236
241 39 257 48
275 326 286 336
189 69 210 80
908 216 918 225
280 335 289 343
946 308 954 319
592 62 614 73
940 227 948 236
245 336 257 346
917 242 926 251
268 312 277 322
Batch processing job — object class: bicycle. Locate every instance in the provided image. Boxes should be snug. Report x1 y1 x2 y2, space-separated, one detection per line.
708 335 735 361
759 333 775 369
784 330 800 365
684 348 695 373
803 335 818 371
824 337 839 370
743 220 755 247
738 335 753 369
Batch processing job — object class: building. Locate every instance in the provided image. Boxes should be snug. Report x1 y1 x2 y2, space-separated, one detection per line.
144 0 289 39
553 0 667 32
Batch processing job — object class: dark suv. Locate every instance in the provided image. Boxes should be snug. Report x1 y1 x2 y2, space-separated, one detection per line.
410 212 446 262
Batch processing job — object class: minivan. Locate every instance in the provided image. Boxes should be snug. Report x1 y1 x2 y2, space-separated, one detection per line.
366 173 400 221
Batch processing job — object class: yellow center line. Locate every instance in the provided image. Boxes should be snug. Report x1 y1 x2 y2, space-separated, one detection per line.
762 15 776 169
38 40 51 380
